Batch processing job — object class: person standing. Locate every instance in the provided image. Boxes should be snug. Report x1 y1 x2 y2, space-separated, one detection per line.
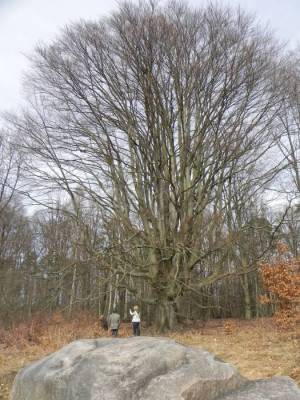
107 309 120 337
129 305 141 336
99 315 108 331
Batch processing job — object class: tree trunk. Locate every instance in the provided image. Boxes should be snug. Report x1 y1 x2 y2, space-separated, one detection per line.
124 288 128 320
107 281 113 315
155 300 177 332
240 256 252 320
242 274 252 320
68 266 77 317
113 274 119 310
98 278 102 317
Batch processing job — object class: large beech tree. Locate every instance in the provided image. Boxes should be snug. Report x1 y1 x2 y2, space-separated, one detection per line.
10 1 285 330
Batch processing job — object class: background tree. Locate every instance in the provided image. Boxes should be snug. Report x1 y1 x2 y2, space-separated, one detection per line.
0 131 21 216
276 54 300 197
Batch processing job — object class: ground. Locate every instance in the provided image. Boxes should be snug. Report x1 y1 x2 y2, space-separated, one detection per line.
0 314 299 400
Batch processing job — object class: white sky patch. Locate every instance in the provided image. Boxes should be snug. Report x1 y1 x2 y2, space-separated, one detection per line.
1 0 300 115
0 0 116 113
217 0 300 47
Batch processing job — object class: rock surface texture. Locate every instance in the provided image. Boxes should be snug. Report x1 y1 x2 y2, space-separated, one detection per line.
216 377 300 400
11 337 300 400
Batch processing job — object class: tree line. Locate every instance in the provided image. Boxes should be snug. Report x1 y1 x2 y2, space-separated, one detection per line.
1 1 300 331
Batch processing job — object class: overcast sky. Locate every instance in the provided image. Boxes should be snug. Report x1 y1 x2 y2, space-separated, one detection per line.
1 0 300 114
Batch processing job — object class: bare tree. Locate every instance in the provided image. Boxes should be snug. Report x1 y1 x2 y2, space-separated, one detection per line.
0 200 34 323
0 131 21 217
8 1 284 330
275 54 300 197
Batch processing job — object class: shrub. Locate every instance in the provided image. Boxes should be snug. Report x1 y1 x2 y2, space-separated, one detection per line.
259 242 300 329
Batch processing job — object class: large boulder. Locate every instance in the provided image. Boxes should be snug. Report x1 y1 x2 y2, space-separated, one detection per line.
11 337 300 400
217 377 300 399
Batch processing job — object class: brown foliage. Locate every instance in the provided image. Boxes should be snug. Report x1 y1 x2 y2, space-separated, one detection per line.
259 242 300 329
223 319 237 335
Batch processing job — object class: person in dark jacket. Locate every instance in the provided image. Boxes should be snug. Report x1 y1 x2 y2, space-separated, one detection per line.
107 309 121 336
99 315 108 331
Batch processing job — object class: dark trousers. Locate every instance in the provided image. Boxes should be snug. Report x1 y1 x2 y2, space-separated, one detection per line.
111 329 118 337
132 322 140 336
100 320 108 331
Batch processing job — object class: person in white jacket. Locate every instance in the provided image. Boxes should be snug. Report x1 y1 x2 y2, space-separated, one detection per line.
129 305 141 336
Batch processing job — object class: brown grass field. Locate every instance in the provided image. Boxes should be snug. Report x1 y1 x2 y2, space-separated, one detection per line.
0 313 299 400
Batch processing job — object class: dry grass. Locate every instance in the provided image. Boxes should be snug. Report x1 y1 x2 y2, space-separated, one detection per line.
169 318 300 384
0 314 299 400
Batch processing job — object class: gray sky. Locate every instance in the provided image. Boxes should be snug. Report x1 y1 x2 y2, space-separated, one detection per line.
0 0 300 114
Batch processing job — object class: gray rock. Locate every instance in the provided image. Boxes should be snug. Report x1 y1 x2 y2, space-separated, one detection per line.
217 376 300 399
11 337 245 400
11 337 300 400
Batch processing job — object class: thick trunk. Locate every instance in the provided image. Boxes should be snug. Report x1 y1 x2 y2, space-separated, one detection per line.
150 252 180 331
155 300 177 332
